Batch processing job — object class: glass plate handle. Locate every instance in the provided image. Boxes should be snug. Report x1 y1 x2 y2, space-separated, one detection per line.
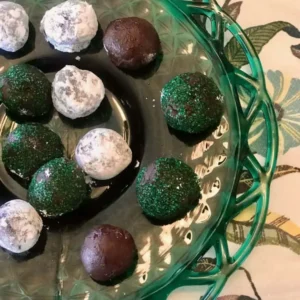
143 0 279 299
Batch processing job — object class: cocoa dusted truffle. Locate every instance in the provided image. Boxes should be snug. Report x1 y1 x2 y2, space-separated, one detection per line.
161 72 223 134
136 157 201 221
103 17 161 70
81 224 137 282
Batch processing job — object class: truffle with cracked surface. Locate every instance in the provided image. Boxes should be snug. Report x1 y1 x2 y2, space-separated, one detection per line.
0 200 43 253
52 65 105 119
40 0 98 53
0 2 29 52
75 128 132 180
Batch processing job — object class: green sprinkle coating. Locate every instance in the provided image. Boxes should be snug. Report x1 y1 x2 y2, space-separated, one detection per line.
161 72 223 134
2 124 64 180
0 64 52 117
136 157 201 221
28 158 88 218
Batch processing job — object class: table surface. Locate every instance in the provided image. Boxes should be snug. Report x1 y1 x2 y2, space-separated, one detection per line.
169 0 300 299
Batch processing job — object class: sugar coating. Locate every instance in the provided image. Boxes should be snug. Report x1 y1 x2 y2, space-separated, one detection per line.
40 0 98 53
28 157 88 217
2 124 64 180
136 158 201 221
52 65 105 119
75 128 132 180
161 72 223 134
0 64 52 118
0 2 29 52
0 200 43 253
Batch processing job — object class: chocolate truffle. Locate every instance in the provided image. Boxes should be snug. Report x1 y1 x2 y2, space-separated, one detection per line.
81 224 137 282
0 200 43 253
40 0 98 53
161 72 223 134
0 2 29 52
0 64 52 118
75 128 132 180
28 158 88 217
2 124 64 180
52 65 105 119
103 17 160 70
136 157 201 221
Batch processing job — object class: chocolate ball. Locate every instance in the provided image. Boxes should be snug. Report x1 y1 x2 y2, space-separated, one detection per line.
52 65 105 119
103 17 161 70
0 64 52 118
136 157 201 221
161 72 223 134
0 2 29 52
0 200 42 253
2 124 64 180
40 0 98 53
75 128 132 180
81 224 137 282
28 158 88 218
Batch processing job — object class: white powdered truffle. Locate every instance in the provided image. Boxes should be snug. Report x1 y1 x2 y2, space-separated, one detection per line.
0 200 43 253
0 2 29 52
52 65 105 119
75 128 132 180
40 0 98 53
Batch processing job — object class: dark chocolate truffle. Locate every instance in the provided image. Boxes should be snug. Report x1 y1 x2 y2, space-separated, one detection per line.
103 17 160 70
0 64 52 118
81 224 137 282
136 157 201 221
161 72 223 134
2 124 64 180
28 157 88 217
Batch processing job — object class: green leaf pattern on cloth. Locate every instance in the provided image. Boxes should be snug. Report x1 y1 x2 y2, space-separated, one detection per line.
291 44 300 59
225 21 292 68
249 70 300 155
208 2 300 300
222 0 243 20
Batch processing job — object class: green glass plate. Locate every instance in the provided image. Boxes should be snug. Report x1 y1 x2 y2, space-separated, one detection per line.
0 0 278 299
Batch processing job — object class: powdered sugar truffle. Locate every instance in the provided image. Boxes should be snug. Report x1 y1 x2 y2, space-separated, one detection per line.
0 2 29 52
0 200 43 253
52 65 105 119
75 128 132 180
40 0 98 53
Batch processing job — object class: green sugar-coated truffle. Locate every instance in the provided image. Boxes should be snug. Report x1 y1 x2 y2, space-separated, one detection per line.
161 72 223 134
28 158 88 218
136 157 201 221
0 64 52 117
2 124 64 180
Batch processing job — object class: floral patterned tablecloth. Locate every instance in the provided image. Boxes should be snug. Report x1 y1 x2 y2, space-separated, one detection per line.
170 0 300 299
